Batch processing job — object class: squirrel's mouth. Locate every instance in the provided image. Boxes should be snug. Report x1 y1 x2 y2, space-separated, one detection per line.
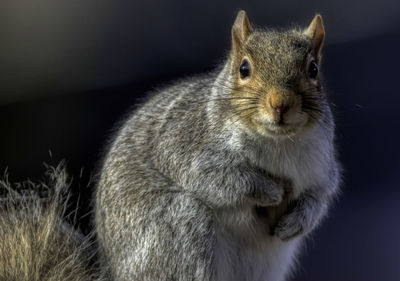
252 112 308 137
256 119 305 137
266 123 297 136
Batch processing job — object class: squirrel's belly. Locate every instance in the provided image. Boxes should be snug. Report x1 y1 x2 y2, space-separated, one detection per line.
213 208 302 281
213 231 301 281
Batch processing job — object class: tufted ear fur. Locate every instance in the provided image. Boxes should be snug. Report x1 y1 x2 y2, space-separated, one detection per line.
231 10 253 55
304 14 325 60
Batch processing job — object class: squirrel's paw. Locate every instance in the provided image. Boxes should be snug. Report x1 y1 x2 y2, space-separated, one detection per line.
273 192 325 240
273 204 321 241
248 177 286 207
272 211 305 241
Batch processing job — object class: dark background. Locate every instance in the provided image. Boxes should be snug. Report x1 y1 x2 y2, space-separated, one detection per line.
1 1 400 280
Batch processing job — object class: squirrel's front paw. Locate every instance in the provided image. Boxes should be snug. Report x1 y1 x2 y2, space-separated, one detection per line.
257 184 284 206
272 194 325 241
248 176 289 207
272 211 305 241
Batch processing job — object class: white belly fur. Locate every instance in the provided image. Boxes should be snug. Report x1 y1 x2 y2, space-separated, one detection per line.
212 126 332 280
213 207 302 281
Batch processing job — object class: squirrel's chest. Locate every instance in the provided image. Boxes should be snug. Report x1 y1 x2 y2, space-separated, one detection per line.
247 139 331 196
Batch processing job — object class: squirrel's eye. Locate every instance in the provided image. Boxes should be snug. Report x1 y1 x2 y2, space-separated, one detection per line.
239 59 250 79
308 60 318 79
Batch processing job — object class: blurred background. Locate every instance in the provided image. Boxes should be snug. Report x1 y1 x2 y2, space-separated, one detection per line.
1 0 400 280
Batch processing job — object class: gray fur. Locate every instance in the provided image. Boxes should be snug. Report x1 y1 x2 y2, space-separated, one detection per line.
95 13 341 281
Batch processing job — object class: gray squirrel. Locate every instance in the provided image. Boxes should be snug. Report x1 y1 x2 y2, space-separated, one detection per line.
0 10 340 281
95 10 341 281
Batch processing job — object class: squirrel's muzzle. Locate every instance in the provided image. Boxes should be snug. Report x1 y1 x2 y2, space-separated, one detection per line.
266 89 293 123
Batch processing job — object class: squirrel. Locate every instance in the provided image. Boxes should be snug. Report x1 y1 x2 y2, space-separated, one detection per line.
0 10 340 281
95 10 341 281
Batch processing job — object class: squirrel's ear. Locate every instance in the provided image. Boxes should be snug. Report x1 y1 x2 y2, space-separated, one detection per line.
304 14 325 59
231 10 252 54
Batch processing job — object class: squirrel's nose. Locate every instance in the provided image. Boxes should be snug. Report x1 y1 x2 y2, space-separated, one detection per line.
267 89 292 118
271 104 289 114
269 99 290 115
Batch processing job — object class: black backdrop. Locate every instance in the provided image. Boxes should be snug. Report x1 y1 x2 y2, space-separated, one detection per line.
1 1 400 280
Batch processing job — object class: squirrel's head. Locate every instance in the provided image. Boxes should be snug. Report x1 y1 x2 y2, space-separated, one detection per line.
226 10 326 138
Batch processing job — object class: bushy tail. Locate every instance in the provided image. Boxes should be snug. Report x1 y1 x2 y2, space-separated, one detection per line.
0 164 104 281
